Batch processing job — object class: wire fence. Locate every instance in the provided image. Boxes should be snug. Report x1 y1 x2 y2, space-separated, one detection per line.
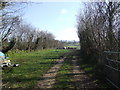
104 51 120 89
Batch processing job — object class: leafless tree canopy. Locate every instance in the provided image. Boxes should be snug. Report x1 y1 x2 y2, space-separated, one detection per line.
77 2 120 63
0 1 63 52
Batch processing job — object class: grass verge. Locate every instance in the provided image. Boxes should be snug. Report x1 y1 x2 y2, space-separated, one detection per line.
54 55 74 89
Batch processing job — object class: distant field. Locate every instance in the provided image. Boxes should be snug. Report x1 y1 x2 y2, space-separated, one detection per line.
66 45 80 49
2 49 70 88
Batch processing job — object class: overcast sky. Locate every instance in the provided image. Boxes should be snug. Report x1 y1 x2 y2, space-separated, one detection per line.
23 2 83 41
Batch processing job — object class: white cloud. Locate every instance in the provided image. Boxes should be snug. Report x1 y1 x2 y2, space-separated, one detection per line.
55 27 79 41
57 9 68 22
61 9 67 15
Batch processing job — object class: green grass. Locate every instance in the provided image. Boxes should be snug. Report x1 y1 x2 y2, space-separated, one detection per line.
2 49 70 88
54 55 74 89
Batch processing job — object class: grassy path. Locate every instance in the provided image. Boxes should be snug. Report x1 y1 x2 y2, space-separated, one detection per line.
54 54 98 89
53 50 112 89
36 50 114 89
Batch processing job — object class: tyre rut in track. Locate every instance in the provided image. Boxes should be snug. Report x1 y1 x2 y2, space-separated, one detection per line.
37 57 66 89
72 56 98 89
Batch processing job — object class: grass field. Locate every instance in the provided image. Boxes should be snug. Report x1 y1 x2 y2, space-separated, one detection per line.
2 49 70 88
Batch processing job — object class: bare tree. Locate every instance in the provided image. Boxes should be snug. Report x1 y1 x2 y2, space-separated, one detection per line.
0 1 65 52
0 1 26 52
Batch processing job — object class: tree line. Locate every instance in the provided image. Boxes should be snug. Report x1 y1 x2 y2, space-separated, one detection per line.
0 1 63 53
77 2 120 63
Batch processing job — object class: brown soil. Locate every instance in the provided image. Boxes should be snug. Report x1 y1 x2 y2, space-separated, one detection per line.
37 58 65 89
72 56 98 89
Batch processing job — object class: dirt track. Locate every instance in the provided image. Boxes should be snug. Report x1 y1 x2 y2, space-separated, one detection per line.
37 58 65 88
37 55 98 89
